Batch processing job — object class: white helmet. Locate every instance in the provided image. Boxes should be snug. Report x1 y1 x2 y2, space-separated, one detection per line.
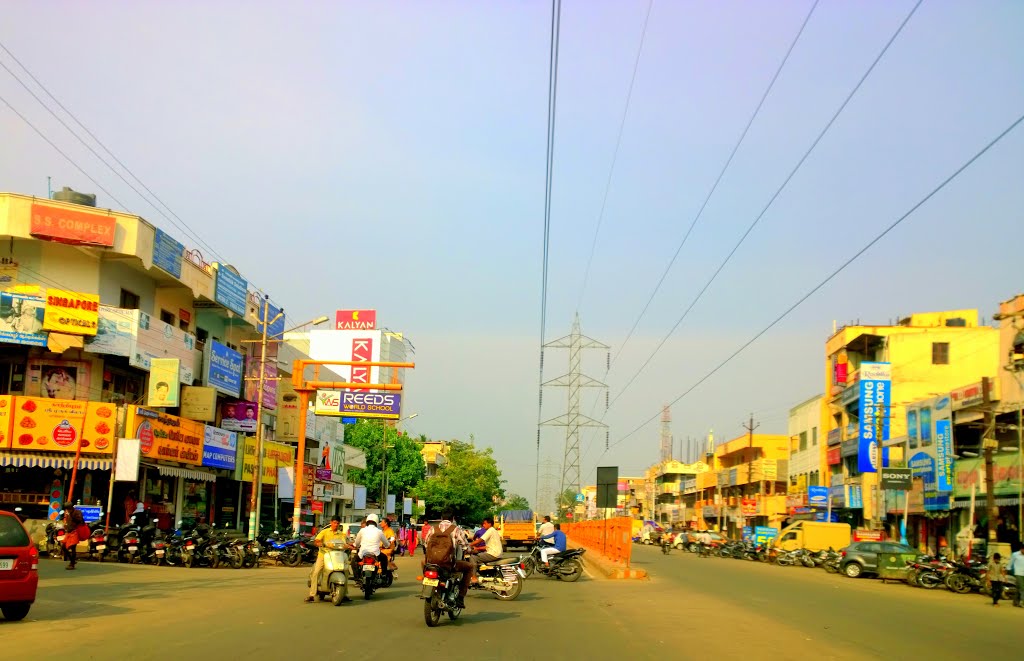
365 513 379 524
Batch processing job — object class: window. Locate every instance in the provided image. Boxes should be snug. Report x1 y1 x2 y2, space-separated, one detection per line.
799 431 808 452
120 289 140 309
932 342 950 365
195 327 208 350
812 427 818 446
160 309 175 326
179 318 190 332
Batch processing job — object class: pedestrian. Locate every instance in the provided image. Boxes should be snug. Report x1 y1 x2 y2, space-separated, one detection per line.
63 504 86 570
1009 544 1024 608
409 523 418 557
988 552 1006 606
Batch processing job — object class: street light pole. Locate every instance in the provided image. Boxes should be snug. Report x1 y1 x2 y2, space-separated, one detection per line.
248 296 281 541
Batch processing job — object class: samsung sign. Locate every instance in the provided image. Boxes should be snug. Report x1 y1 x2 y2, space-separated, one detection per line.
315 389 402 420
858 362 891 473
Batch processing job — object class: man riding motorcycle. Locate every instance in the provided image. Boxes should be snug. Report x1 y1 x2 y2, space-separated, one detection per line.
469 516 503 584
537 522 567 566
423 510 473 609
352 514 391 575
305 516 350 603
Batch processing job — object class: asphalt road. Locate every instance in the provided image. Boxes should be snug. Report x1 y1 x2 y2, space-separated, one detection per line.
7 547 1024 659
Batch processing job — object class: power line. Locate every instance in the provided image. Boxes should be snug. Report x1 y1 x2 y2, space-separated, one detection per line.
601 108 1024 458
535 0 563 508
575 0 655 313
607 0 821 368
607 0 923 410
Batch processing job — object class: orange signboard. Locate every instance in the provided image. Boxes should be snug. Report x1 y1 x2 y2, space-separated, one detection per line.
7 397 114 454
125 406 203 466
30 202 116 247
0 396 12 448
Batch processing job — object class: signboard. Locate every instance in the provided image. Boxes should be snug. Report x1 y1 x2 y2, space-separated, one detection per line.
741 498 758 515
827 446 841 466
181 386 218 422
78 506 102 523
0 293 47 346
125 406 203 465
214 265 248 317
202 426 237 470
314 390 401 419
858 362 891 473
808 486 829 508
236 437 294 485
335 309 377 330
276 378 301 439
853 529 884 542
308 330 382 386
934 396 953 493
701 505 716 519
147 358 181 407
206 341 244 397
220 401 257 433
386 494 396 514
950 382 985 411
43 289 99 336
153 228 184 278
4 397 114 453
596 466 618 509
311 500 324 514
354 486 367 510
244 343 278 409
404 497 413 516
315 466 332 481
84 305 133 356
130 311 196 383
880 467 912 491
815 511 840 522
829 485 845 508
30 202 115 247
754 526 778 546
742 526 752 541
847 484 863 509
256 301 286 339
954 455 1022 498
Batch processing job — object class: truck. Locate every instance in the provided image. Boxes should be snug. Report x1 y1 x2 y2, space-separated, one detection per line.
774 521 852 552
497 510 537 550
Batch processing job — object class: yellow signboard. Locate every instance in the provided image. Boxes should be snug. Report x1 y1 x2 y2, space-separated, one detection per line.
238 437 294 485
43 288 100 336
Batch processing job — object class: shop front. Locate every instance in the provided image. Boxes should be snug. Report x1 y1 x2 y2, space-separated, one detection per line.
952 455 1023 552
235 436 295 535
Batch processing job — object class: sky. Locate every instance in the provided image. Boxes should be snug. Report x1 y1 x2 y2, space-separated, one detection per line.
2 1 1022 506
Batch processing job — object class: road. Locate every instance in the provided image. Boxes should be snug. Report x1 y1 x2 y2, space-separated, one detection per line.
5 547 1024 659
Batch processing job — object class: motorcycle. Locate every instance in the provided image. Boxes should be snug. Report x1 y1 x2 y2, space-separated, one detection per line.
44 520 65 559
355 553 386 599
118 524 143 564
946 559 986 594
308 540 349 606
420 562 465 627
87 524 108 562
520 544 585 582
469 556 525 600
661 535 672 555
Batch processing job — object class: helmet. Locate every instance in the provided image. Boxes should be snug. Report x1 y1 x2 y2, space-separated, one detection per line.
365 514 379 524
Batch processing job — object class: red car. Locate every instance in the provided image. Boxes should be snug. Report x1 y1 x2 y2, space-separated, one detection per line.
0 510 39 621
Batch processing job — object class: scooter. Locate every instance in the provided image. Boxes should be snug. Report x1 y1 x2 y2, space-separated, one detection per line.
308 540 350 606
87 524 108 562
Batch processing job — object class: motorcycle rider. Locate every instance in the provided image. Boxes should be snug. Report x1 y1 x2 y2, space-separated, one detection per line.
469 516 503 583
305 515 349 603
423 510 473 609
538 515 554 543
353 514 391 576
537 522 567 567
380 517 398 571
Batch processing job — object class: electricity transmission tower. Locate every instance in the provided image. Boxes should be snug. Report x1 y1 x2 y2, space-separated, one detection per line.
660 405 673 462
541 314 609 514
536 458 559 516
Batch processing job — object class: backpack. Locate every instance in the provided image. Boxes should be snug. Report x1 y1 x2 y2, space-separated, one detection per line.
425 522 458 565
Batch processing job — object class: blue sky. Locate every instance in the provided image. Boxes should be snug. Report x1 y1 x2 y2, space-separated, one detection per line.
2 1 1022 504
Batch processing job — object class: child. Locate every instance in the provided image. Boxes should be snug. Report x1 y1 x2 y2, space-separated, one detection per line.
988 552 1006 606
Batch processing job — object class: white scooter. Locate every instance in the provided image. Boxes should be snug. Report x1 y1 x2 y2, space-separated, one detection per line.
308 540 350 606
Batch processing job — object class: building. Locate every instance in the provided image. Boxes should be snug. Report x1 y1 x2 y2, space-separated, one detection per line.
711 433 790 536
786 394 826 518
420 441 449 478
649 460 710 526
825 309 999 533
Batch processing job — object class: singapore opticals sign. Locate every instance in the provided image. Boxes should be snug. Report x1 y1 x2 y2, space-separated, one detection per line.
314 389 401 420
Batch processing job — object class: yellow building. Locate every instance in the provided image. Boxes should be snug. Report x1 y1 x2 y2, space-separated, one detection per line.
712 433 790 535
420 441 449 478
825 309 999 528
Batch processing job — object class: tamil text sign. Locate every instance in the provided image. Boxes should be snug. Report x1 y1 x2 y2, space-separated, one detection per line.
126 406 203 466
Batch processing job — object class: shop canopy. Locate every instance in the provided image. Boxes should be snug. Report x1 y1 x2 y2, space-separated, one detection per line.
0 452 112 471
143 463 218 482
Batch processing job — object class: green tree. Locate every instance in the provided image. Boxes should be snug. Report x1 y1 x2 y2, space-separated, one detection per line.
412 440 505 523
503 494 531 511
557 488 578 519
344 420 425 502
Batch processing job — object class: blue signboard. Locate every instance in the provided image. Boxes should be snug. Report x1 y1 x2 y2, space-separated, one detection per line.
214 266 248 317
847 485 863 509
814 512 840 523
0 293 47 346
341 417 358 425
934 397 953 493
754 526 778 546
742 526 752 541
808 485 829 508
256 300 286 339
858 362 891 473
206 340 244 397
829 484 846 508
202 426 237 470
77 506 102 523
152 228 184 279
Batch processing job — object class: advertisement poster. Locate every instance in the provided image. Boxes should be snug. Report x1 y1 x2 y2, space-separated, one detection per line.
7 397 115 453
202 426 237 470
858 362 891 473
40 364 78 399
308 329 382 385
221 401 257 433
180 386 218 422
153 228 184 279
237 437 294 485
130 311 196 383
42 288 99 335
0 293 46 346
206 340 243 397
84 305 134 356
934 396 953 493
147 358 181 407
125 406 203 465
244 342 278 409
314 390 401 420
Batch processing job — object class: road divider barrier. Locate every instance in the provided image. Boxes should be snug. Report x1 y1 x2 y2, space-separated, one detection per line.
563 518 646 579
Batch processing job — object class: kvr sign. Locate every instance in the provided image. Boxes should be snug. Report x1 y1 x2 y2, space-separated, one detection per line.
315 390 402 420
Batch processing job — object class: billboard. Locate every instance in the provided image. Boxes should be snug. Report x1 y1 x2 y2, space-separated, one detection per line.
309 329 382 386
213 264 248 317
130 311 196 383
84 305 134 356
314 390 401 419
858 362 891 473
147 359 181 407
0 293 46 346
153 228 184 278
206 340 244 397
335 309 377 330
43 289 99 336
221 401 257 433
907 395 954 507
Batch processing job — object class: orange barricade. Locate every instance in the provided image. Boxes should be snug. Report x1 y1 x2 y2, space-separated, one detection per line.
562 517 633 568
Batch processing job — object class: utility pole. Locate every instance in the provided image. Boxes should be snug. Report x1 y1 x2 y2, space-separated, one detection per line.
982 376 998 547
742 413 760 531
541 314 609 519
246 296 282 541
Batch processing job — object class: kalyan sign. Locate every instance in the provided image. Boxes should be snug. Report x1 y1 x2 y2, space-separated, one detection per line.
351 336 372 389
335 309 377 331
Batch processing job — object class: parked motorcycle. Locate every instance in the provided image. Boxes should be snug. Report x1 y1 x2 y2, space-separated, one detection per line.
118 523 143 564
520 545 585 582
87 524 108 562
44 520 65 559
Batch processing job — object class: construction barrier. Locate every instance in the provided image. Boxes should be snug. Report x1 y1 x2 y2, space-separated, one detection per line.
562 517 633 567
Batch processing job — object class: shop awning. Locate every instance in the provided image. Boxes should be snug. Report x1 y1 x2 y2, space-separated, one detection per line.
0 452 113 470
152 464 218 482
953 497 1021 509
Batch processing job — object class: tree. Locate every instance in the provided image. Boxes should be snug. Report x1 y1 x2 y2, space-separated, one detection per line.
344 420 425 502
557 488 577 518
412 440 505 523
503 494 531 511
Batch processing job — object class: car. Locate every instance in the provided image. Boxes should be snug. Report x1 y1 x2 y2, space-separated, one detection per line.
676 530 726 551
0 510 39 621
839 541 917 578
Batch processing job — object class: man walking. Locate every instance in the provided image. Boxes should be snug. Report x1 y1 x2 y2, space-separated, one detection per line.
1009 544 1024 608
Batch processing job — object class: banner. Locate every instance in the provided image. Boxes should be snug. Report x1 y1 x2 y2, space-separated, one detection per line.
221 401 257 433
934 396 953 493
7 397 115 453
84 305 134 356
206 340 243 397
203 426 237 470
880 467 912 491
0 293 46 346
181 386 218 422
858 362 891 473
147 358 181 407
115 439 141 481
125 406 203 466
43 289 99 336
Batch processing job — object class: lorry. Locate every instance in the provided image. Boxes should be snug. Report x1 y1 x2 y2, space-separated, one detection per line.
774 521 852 552
497 510 537 550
